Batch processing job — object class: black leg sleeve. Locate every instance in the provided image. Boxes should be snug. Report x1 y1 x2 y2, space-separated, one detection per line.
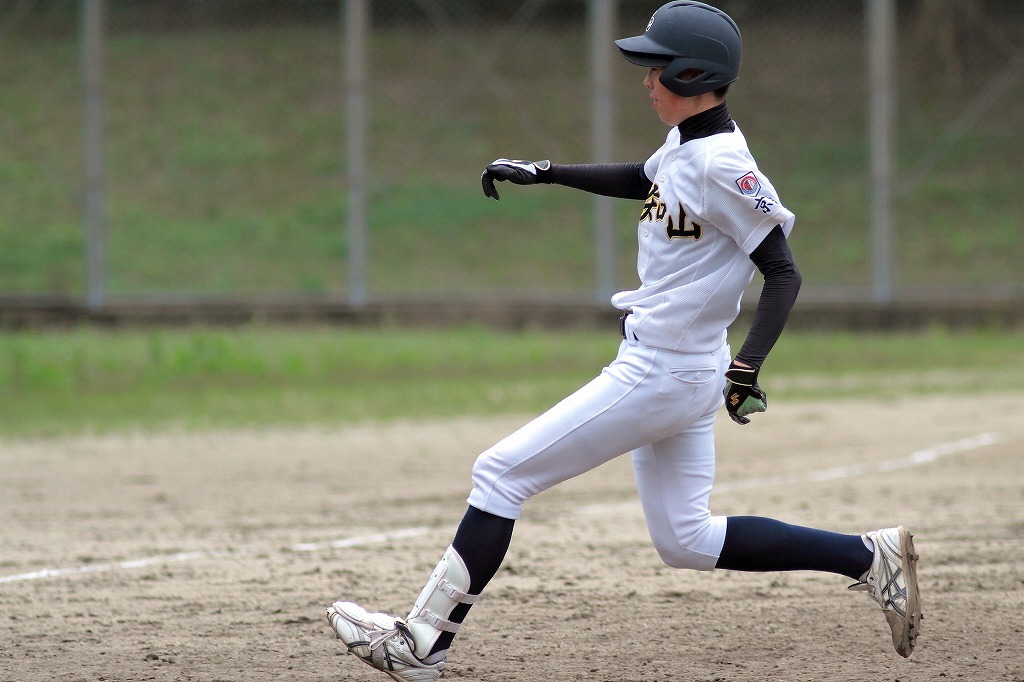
452 505 515 593
429 505 515 655
716 516 873 581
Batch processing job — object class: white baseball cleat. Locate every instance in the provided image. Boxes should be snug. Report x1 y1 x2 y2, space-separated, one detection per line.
849 526 922 657
326 601 446 681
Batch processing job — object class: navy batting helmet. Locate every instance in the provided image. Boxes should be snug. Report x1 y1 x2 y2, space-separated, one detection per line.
615 1 742 97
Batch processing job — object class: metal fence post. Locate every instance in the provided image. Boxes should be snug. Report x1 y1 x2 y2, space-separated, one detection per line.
590 0 616 302
344 0 369 307
867 0 896 303
82 0 107 309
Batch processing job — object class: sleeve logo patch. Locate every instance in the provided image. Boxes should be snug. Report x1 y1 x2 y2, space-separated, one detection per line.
735 172 761 196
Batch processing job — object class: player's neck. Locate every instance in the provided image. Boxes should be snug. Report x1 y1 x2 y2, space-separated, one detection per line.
677 101 733 143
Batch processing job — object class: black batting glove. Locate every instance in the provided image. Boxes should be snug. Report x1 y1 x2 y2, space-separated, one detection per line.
481 158 551 200
723 362 767 425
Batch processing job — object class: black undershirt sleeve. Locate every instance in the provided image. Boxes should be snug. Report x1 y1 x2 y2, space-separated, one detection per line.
734 225 802 369
539 162 650 200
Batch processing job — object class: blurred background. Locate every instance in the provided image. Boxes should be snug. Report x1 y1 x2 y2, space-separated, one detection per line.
1 0 1022 326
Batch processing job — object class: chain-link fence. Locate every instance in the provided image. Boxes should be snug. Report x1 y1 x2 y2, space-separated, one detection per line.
2 0 1022 312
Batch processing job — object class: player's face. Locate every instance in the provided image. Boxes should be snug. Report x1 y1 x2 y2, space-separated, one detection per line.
643 67 710 126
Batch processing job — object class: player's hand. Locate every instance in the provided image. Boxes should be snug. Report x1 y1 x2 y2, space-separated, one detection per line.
481 158 551 200
723 362 767 425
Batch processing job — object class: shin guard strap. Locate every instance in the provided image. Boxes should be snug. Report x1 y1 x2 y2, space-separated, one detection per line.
438 578 479 605
420 611 461 634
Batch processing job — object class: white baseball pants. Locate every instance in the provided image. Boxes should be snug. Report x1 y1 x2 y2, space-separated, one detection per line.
468 334 731 571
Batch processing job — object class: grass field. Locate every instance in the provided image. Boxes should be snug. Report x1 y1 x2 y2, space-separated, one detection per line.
2 325 1021 439
1 16 1022 298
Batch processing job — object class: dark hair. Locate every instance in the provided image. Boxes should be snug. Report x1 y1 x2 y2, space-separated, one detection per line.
714 84 731 99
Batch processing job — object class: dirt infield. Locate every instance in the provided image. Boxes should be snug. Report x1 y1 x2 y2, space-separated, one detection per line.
2 394 1022 682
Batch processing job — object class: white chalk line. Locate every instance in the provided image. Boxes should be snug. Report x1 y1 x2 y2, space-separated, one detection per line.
577 431 1001 515
0 432 1000 585
0 528 432 585
290 526 432 553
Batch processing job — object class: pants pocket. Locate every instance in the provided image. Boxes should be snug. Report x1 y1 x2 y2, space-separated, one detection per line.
668 367 717 386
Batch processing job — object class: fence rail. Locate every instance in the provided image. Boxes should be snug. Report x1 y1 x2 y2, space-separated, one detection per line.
1 0 1022 315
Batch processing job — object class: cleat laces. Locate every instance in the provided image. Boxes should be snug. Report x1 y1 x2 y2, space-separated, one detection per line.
365 619 413 652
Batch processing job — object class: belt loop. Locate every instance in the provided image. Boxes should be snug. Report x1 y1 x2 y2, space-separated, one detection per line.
618 310 632 340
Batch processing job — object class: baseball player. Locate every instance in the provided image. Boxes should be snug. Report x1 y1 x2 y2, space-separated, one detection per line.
326 3 921 679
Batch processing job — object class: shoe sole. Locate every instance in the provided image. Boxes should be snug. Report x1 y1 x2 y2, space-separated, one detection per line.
895 526 922 657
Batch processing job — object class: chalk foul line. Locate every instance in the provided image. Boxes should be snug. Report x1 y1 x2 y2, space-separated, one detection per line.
0 529 431 585
718 431 1000 493
0 432 1000 585
0 552 207 584
290 526 432 553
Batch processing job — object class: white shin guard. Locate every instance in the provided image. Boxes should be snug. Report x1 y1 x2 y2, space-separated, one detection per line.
405 545 479 658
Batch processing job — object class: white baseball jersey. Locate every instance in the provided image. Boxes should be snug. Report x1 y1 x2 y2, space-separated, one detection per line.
611 123 796 354
469 121 797 572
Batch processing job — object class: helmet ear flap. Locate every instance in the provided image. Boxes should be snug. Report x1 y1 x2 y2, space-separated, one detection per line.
659 57 728 97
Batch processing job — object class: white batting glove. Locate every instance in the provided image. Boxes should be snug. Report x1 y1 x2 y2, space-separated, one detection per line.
481 158 551 200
